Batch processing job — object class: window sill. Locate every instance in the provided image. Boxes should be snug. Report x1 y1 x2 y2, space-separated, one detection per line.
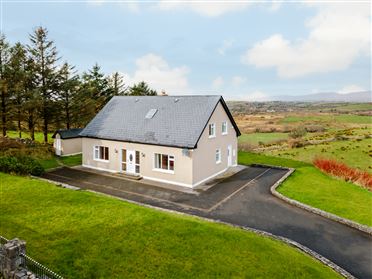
209 135 216 139
153 168 175 174
94 158 109 163
216 161 221 164
221 133 228 136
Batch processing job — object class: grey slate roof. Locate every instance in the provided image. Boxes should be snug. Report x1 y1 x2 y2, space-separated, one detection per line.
80 95 240 148
52 128 84 139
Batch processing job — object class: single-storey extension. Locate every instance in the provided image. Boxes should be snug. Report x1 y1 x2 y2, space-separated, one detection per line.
79 95 241 188
52 128 83 156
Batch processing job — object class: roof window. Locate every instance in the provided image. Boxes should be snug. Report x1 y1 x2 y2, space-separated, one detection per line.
145 109 158 119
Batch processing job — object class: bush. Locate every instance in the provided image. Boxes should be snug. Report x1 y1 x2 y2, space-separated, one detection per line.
0 156 44 176
314 158 372 190
288 139 307 148
305 125 326 133
289 127 307 139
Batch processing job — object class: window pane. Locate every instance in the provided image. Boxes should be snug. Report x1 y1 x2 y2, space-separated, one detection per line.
105 147 109 160
135 151 140 164
155 154 160 169
122 163 126 171
135 165 140 173
169 159 174 171
122 149 126 162
162 154 168 169
99 146 104 159
94 147 99 159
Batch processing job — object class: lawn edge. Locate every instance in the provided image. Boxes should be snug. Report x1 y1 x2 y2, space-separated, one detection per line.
267 166 372 236
85 189 354 279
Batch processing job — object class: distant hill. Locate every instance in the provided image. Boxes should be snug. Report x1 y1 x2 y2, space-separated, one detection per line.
270 91 371 102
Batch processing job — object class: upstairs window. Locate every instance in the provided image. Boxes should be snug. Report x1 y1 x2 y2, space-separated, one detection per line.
94 146 109 161
209 123 216 138
222 121 228 135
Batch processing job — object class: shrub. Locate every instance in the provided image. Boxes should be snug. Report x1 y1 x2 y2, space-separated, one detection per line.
289 127 307 139
314 158 372 190
0 156 44 176
288 139 308 148
305 125 326 133
238 142 256 152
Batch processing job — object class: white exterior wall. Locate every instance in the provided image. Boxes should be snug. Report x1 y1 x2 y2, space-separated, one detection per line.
54 134 82 156
192 102 238 185
82 138 194 187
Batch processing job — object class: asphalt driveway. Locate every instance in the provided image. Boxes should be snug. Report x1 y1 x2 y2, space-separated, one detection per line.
42 166 372 278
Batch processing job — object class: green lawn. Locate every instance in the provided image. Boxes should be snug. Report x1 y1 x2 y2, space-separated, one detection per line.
7 130 53 143
267 138 372 172
38 154 82 170
0 173 340 279
239 132 289 146
280 115 372 124
239 151 372 226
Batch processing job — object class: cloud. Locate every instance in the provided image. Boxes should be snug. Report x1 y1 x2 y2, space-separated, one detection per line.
123 53 190 94
157 1 252 17
338 85 366 94
242 2 371 78
232 90 268 101
218 40 234 55
212 76 224 89
232 76 247 86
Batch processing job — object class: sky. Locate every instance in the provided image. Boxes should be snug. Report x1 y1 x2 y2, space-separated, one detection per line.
1 0 371 100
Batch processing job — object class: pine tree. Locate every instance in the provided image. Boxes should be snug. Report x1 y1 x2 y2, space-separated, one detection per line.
0 34 11 136
128 81 157 96
57 62 80 129
27 27 60 143
109 72 127 96
8 42 27 138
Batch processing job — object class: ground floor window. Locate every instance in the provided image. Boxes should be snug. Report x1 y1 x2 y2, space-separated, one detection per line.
154 153 174 171
94 146 109 161
215 148 221 164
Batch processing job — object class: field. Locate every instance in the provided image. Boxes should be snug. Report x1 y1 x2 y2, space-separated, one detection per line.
0 173 340 279
238 152 372 227
7 130 53 143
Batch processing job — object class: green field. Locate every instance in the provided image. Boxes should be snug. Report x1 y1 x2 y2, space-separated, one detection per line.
7 130 53 143
280 114 372 124
39 154 82 170
239 132 288 146
0 173 340 279
267 138 372 172
239 152 372 226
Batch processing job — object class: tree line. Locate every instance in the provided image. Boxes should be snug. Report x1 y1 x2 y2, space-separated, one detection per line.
0 27 157 143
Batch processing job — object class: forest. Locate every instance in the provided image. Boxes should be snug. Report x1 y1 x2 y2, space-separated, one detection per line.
0 26 157 143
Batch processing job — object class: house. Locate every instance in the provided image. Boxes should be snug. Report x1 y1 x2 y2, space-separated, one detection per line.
52 128 83 156
79 95 241 188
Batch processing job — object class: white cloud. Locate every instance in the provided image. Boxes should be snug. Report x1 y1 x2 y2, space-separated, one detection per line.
231 76 247 86
338 85 366 94
212 76 224 89
242 2 371 78
218 40 234 55
157 1 252 17
123 53 190 94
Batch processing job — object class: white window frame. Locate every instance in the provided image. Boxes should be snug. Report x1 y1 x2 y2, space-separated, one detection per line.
215 148 221 164
93 145 109 162
208 123 216 138
222 121 228 135
153 153 175 174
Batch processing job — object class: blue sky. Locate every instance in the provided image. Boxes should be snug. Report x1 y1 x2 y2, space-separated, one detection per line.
2 1 371 100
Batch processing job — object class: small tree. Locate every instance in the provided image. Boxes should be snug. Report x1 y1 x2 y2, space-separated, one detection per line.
289 127 307 139
109 72 127 96
0 34 11 136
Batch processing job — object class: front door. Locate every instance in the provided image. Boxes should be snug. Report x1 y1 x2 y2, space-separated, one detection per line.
126 150 136 174
227 145 232 167
55 139 61 156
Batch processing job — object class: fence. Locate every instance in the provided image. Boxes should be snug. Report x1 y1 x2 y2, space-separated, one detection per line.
0 236 64 279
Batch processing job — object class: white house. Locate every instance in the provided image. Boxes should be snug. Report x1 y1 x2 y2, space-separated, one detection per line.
79 95 241 188
52 128 83 156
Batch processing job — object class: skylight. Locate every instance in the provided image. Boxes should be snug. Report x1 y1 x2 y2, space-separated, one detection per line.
145 109 158 119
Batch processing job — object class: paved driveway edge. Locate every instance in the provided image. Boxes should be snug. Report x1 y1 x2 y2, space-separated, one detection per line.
86 189 355 279
268 167 372 236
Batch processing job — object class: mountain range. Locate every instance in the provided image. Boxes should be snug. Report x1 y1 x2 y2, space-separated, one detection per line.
270 91 371 102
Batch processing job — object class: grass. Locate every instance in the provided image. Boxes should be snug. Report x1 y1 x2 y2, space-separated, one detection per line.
267 138 372 172
38 154 82 170
0 173 340 279
280 114 372 124
239 132 288 145
7 130 53 143
239 151 372 227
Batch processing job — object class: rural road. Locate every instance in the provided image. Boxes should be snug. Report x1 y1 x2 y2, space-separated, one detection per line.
43 166 372 278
